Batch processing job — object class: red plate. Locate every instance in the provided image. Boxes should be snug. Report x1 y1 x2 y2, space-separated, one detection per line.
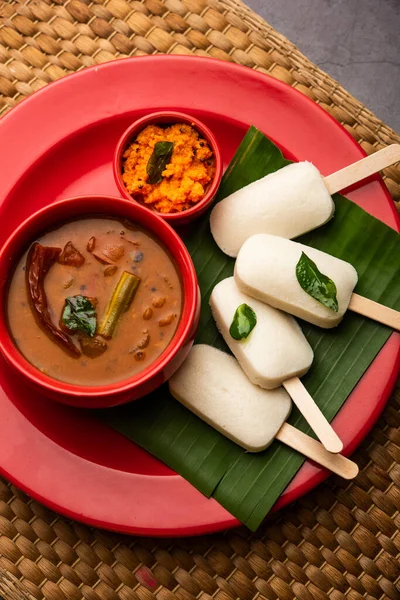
0 56 399 536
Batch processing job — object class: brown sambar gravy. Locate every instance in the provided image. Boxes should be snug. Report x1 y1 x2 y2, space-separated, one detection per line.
7 217 182 386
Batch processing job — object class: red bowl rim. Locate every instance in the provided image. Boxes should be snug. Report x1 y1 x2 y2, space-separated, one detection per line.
113 110 223 222
0 195 198 401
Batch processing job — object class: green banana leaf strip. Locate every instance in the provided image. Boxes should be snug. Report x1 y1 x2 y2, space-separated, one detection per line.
105 385 239 497
102 126 400 531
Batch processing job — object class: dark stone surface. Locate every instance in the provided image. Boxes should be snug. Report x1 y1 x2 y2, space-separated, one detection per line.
245 0 400 133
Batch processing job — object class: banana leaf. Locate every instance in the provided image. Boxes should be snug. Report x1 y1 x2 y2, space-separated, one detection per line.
102 127 400 531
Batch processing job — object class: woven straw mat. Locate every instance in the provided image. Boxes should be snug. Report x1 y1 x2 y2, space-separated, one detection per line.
0 1 399 600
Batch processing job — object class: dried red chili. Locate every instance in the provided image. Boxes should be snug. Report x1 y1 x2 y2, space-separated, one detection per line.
26 243 81 357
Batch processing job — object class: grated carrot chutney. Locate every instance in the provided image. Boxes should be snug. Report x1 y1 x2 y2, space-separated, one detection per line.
121 123 215 214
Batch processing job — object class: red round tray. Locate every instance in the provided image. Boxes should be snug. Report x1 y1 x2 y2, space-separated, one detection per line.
0 56 399 536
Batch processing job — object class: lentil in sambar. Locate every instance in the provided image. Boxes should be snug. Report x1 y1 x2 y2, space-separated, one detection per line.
122 123 215 214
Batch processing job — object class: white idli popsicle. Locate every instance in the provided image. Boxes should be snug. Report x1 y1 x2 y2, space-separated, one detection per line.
210 145 400 258
235 234 357 328
210 162 334 257
210 277 342 453
235 234 399 331
210 277 313 389
169 345 358 479
170 343 291 451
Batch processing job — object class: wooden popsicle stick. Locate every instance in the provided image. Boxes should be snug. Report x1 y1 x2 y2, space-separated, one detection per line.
283 377 343 454
349 294 400 331
277 423 359 480
324 144 400 195
349 293 400 331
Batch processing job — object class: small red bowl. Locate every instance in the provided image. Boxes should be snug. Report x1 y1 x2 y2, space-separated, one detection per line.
113 111 223 226
0 195 200 409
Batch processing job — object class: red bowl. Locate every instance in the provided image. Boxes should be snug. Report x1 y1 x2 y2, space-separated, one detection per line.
113 111 223 226
0 195 200 409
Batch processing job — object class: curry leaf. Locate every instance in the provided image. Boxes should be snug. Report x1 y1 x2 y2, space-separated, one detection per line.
62 295 97 337
146 141 174 185
229 304 257 340
296 252 339 312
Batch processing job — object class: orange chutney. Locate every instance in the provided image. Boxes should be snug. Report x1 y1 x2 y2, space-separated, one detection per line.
122 123 215 213
7 217 182 386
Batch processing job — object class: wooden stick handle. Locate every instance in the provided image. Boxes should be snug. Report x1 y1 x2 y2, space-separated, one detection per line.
349 293 400 331
283 377 343 453
276 423 359 479
324 144 400 195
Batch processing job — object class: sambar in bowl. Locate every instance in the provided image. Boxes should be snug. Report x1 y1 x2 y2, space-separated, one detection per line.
0 196 200 408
